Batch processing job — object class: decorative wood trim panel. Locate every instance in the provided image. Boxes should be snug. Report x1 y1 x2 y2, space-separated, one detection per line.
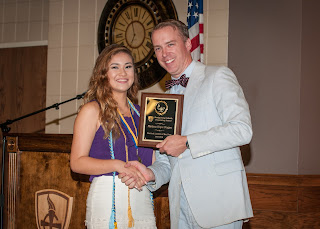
12 133 72 152
245 173 320 229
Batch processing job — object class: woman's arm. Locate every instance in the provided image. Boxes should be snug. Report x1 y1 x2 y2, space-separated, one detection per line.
70 101 145 182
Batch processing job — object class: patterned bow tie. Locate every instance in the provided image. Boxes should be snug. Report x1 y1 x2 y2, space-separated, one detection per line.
165 74 189 89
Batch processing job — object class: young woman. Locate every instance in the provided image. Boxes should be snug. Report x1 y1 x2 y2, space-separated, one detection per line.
70 44 156 228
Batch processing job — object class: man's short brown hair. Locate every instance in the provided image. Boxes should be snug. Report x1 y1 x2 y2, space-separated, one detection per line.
151 19 189 42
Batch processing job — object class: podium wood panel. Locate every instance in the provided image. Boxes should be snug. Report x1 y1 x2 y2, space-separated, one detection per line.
3 134 320 229
3 133 170 229
4 134 89 229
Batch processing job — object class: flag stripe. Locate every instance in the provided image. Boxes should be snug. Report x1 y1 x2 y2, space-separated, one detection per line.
190 35 199 52
199 23 203 33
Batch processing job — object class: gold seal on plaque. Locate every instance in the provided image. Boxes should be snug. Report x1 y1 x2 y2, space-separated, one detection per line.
148 116 154 122
154 101 168 116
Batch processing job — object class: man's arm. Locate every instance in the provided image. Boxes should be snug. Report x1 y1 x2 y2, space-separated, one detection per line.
146 150 171 191
151 67 252 159
188 66 252 158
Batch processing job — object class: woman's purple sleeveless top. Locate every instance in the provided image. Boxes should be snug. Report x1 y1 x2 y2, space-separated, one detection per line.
89 104 153 182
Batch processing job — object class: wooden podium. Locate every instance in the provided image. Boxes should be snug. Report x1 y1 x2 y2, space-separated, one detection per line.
3 134 89 228
2 133 170 228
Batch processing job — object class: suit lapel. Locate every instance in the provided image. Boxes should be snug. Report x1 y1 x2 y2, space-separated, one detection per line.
182 62 206 132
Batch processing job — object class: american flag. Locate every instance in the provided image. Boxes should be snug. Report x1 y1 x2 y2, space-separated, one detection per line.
187 0 204 63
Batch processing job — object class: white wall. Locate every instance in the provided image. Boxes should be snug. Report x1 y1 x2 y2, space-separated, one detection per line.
45 0 230 134
0 0 230 134
0 0 48 47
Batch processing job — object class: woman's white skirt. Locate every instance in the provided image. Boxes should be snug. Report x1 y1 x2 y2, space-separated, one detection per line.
85 175 157 229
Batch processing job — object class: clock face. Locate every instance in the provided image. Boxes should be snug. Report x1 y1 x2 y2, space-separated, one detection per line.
98 0 178 89
112 4 155 64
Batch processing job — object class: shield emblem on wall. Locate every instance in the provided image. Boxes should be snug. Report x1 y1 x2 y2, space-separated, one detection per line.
35 189 73 229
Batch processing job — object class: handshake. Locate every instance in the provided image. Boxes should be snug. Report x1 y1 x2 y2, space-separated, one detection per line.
119 135 188 190
118 161 155 191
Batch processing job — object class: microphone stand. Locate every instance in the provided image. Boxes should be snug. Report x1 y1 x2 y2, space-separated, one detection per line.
0 91 86 229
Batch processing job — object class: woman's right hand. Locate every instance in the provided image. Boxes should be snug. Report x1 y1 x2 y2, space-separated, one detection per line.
118 161 155 189
118 163 147 190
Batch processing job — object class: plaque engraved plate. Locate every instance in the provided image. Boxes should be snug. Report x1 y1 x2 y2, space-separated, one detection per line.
138 93 184 148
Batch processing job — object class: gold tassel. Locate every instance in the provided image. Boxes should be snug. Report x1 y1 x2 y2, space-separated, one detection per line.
128 188 134 227
114 222 118 229
128 205 134 227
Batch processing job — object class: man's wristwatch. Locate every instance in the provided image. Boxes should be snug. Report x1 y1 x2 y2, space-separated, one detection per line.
186 140 190 149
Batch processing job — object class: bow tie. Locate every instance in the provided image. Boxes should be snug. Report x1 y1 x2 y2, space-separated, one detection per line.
165 74 189 89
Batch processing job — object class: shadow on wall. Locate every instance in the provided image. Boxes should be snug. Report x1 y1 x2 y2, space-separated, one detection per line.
45 112 78 127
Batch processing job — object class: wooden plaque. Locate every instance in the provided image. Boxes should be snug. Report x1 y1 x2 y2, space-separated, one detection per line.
138 93 184 148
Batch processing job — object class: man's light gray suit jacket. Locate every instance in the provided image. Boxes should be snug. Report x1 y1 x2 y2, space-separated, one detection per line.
148 62 253 228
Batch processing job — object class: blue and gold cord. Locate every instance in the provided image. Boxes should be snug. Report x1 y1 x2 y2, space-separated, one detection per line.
107 98 154 228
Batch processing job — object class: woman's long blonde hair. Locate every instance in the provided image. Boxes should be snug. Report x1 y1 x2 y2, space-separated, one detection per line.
81 44 139 138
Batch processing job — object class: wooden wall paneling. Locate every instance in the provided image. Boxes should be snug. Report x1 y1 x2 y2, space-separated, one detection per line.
243 210 299 229
295 212 320 229
0 46 47 197
296 176 320 228
18 46 47 133
248 184 298 212
245 174 320 229
298 176 320 213
298 186 320 212
0 46 47 134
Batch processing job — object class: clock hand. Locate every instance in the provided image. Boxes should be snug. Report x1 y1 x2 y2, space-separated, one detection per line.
132 22 136 35
130 23 136 45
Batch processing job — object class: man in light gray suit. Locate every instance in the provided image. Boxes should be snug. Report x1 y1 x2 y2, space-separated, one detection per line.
120 20 253 229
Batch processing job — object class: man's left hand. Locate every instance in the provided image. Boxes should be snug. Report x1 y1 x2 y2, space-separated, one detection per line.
156 135 187 157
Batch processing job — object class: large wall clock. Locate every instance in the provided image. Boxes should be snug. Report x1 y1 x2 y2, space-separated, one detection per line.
97 0 178 89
